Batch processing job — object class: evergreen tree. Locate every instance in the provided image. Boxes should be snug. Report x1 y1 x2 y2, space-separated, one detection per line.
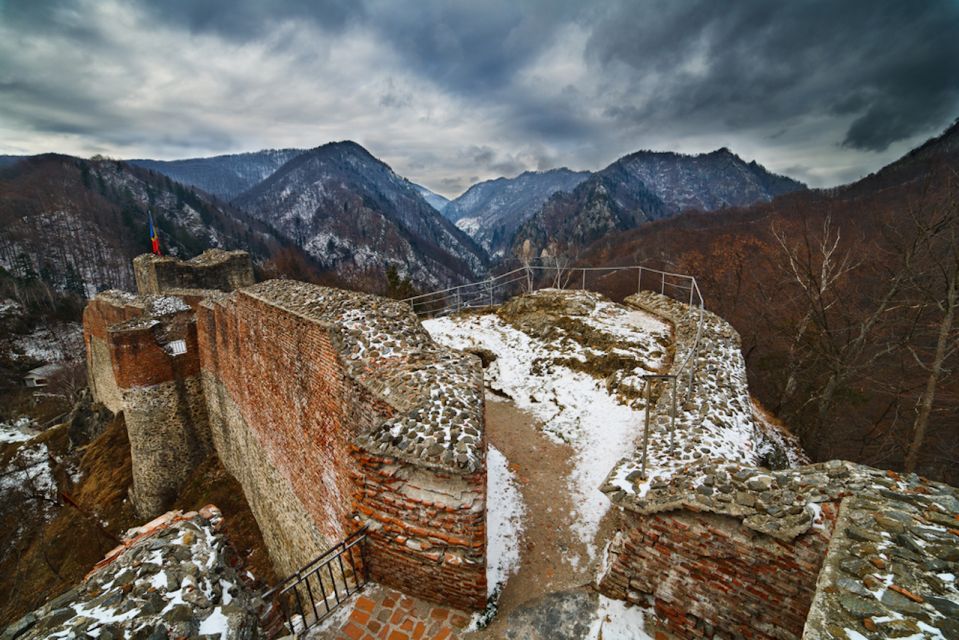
64 261 86 296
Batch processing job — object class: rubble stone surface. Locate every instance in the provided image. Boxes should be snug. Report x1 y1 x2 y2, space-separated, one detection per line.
1 507 263 640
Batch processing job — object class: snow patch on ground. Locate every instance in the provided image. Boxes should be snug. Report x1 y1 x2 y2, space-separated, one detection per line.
0 440 58 518
424 311 661 563
0 416 39 444
0 298 22 318
455 216 482 236
588 595 654 639
12 322 83 362
486 445 526 597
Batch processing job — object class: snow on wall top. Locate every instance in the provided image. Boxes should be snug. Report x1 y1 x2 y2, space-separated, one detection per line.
803 488 959 640
238 279 486 474
601 290 807 506
4 506 263 639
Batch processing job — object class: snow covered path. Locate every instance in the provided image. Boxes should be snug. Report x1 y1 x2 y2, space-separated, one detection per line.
424 306 669 566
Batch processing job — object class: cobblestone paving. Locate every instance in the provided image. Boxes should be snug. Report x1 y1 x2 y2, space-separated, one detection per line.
314 584 471 640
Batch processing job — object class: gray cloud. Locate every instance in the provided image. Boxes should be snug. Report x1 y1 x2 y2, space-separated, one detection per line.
586 0 959 153
0 0 957 195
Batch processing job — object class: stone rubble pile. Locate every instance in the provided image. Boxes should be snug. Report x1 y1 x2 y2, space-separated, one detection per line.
1 506 264 640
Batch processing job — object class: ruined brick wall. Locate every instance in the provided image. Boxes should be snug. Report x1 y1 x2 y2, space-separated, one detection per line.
353 447 487 611
108 311 213 517
196 283 487 609
134 249 255 296
83 293 144 414
600 506 839 640
196 290 382 575
82 273 488 611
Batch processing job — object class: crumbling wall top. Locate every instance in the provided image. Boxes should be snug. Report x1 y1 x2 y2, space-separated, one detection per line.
224 279 485 474
803 490 959 639
603 458 957 542
134 249 255 296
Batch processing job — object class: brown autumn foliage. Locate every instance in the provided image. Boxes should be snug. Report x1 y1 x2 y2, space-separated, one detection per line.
574 125 959 485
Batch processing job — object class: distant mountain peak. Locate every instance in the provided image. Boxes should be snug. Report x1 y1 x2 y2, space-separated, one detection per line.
232 142 486 289
443 167 591 257
313 139 369 155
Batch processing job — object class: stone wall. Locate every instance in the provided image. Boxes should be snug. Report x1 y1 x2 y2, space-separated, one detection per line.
195 281 487 608
600 507 838 640
195 289 372 575
133 249 255 296
108 307 213 517
803 487 959 640
4 506 263 639
84 290 215 517
598 458 959 640
82 291 143 414
83 258 489 611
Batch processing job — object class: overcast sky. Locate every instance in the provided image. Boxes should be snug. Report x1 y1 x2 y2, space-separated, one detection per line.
1 0 957 197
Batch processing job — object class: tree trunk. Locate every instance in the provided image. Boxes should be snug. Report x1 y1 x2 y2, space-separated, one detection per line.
904 262 958 474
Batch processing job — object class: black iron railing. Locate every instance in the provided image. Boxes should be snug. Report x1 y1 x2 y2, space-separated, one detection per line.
262 526 370 637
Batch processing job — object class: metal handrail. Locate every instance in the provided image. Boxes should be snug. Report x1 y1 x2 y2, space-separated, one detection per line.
403 260 706 399
262 526 370 637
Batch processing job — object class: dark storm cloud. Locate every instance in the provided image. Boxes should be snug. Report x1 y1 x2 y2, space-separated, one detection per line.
136 0 363 39
1 0 957 189
133 0 583 94
586 0 959 152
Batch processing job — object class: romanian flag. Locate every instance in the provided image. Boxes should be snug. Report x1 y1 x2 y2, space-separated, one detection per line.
148 210 161 256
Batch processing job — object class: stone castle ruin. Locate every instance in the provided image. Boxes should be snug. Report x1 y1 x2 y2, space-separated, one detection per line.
77 249 959 639
83 249 487 611
596 293 959 640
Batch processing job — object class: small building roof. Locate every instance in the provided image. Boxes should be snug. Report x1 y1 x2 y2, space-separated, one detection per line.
25 363 64 378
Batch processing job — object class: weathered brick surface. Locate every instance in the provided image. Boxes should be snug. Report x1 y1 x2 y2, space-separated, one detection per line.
353 447 487 611
201 372 331 576
196 291 368 573
109 312 212 517
599 505 839 640
195 286 488 609
82 263 488 611
108 313 202 388
83 293 144 413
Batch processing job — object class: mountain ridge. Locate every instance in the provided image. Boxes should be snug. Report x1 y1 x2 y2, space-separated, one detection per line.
233 140 488 289
129 148 305 201
512 147 806 254
0 154 304 295
444 167 591 257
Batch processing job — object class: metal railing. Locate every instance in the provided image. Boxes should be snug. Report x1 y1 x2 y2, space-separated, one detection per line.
261 527 370 637
403 260 705 400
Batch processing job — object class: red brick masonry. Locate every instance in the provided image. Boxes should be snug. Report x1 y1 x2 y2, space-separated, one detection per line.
84 278 488 611
600 505 839 640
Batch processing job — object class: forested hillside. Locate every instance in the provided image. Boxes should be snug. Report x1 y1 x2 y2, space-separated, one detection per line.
575 122 959 484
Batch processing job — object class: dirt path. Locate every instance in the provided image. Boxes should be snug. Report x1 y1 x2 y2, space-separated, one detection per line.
311 392 626 640
470 394 609 638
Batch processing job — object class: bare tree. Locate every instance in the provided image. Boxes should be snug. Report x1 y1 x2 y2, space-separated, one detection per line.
772 212 924 442
903 187 959 473
541 240 577 289
772 216 858 412
517 239 535 292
